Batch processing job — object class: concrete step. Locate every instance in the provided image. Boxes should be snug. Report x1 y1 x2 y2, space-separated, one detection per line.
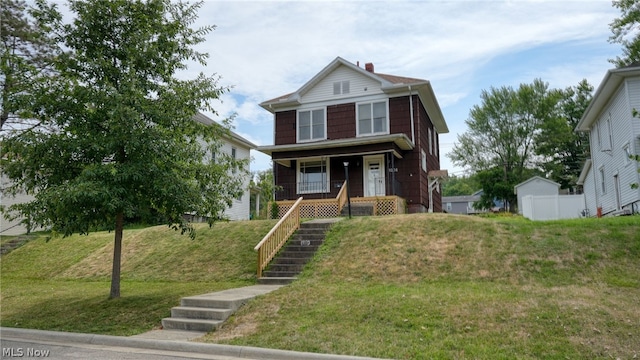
161 317 223 332
257 277 296 285
278 251 318 258
272 257 311 265
263 270 300 277
341 203 374 216
281 245 320 252
161 285 284 334
181 292 264 310
267 263 305 272
170 306 234 320
289 239 324 246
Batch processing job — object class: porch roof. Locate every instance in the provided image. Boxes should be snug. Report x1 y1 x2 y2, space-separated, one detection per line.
256 133 414 157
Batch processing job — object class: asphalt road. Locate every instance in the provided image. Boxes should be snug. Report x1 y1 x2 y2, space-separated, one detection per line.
0 328 389 360
1 338 248 360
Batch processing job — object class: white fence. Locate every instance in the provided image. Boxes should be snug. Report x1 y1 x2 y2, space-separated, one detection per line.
521 194 586 221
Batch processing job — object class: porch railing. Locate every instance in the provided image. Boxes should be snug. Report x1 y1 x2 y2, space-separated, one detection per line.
254 197 303 278
275 181 344 200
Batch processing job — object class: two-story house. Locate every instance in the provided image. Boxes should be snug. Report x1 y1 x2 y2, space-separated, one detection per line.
257 57 449 214
576 64 640 216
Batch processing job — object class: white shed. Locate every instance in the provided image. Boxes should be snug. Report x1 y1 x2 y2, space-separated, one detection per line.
514 176 560 214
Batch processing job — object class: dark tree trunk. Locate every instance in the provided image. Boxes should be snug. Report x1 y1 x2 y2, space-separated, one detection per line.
109 212 124 299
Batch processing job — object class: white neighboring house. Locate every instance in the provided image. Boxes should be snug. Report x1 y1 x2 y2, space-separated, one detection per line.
577 159 597 217
193 112 256 221
576 65 640 217
514 176 560 215
0 175 41 236
1 114 256 236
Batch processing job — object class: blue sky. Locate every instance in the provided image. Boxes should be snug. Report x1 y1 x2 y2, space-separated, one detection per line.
178 0 622 176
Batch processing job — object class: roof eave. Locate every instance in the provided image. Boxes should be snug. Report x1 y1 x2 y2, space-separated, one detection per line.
576 66 640 132
256 133 414 157
383 82 449 134
576 159 592 185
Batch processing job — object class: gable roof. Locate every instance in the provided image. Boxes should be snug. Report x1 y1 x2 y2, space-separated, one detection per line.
576 64 640 132
260 56 449 134
513 176 560 193
193 112 257 149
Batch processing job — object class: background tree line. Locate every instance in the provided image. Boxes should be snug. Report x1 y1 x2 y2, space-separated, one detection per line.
445 0 640 211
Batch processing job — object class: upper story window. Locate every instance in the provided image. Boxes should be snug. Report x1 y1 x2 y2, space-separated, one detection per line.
333 81 350 95
231 147 237 159
357 100 388 137
298 108 326 142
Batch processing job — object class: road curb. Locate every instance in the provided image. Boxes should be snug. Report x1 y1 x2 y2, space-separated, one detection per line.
0 327 391 360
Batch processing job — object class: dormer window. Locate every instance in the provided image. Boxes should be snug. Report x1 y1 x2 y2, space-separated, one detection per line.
333 81 350 95
298 108 326 142
357 100 388 136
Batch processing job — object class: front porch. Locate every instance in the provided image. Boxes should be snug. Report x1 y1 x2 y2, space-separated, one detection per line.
268 180 406 219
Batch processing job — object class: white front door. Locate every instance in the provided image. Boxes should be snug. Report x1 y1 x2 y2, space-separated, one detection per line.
364 155 385 197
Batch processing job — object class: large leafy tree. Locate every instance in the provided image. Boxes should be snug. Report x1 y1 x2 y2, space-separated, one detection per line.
0 0 59 134
609 0 640 67
0 0 246 299
449 79 560 211
535 80 593 189
441 174 480 197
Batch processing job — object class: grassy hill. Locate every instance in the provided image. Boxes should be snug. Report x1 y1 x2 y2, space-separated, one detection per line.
2 214 639 359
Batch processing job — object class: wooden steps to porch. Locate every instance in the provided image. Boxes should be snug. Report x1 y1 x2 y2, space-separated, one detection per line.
258 219 339 285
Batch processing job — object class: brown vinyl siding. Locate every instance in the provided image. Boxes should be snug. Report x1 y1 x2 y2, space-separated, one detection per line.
327 103 356 140
389 96 413 139
274 110 296 145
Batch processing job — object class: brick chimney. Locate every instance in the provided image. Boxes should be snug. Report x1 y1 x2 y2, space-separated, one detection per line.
365 62 374 73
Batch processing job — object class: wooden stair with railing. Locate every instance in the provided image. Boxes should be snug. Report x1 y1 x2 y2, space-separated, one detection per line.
258 220 337 285
254 181 348 285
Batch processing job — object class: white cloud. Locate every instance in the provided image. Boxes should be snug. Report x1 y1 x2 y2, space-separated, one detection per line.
54 0 625 174
191 1 620 174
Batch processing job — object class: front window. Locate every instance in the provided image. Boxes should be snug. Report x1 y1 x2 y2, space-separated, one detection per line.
297 159 329 194
298 108 326 142
357 101 388 136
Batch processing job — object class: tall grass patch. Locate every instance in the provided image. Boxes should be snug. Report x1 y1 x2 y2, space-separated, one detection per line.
206 214 640 359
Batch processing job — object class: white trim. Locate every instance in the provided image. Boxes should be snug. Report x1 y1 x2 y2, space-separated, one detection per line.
297 107 327 143
296 157 330 194
363 155 386 197
356 99 389 137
